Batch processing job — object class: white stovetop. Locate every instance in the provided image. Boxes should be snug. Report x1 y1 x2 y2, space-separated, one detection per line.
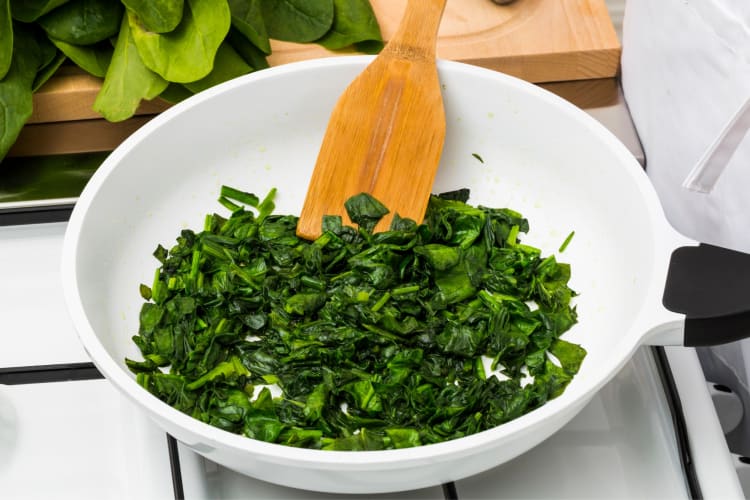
0 220 743 499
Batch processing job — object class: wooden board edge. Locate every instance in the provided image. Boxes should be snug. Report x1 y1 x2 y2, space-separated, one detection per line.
29 72 171 124
463 47 622 84
7 117 155 157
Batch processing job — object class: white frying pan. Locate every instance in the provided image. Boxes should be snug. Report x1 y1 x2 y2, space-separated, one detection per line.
60 56 750 493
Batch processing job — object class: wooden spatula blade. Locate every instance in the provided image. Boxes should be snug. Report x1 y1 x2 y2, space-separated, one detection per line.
297 0 447 240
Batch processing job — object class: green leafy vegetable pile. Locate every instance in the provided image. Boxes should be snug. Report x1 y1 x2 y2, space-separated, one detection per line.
127 186 584 451
0 0 383 159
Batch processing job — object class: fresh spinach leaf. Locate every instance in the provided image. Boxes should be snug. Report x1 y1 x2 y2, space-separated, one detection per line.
121 0 184 34
227 0 270 54
32 50 66 91
0 23 55 158
49 38 112 77
37 0 123 45
9 0 70 22
0 0 384 162
93 15 168 122
158 83 193 104
0 0 11 79
183 41 251 93
129 0 230 83
35 30 60 71
22 26 60 93
227 27 268 71
316 0 382 51
353 39 384 55
259 0 334 43
0 58 33 160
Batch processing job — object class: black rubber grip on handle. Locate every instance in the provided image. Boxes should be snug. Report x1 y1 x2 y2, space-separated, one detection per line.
663 243 750 346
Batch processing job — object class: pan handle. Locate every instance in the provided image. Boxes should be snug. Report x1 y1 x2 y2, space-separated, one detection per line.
662 244 750 346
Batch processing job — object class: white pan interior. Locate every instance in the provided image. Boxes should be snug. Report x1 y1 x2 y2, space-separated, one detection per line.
62 56 676 490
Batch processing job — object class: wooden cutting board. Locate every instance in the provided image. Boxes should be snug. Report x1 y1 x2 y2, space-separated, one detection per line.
10 0 619 157
270 0 621 83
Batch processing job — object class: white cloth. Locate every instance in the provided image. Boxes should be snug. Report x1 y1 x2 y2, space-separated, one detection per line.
622 0 750 457
621 0 750 253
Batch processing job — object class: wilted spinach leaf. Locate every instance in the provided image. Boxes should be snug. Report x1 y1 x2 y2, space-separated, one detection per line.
9 0 70 22
128 185 583 451
259 0 334 43
93 15 167 121
37 0 123 45
344 192 388 233
129 0 230 83
121 0 183 33
316 0 382 52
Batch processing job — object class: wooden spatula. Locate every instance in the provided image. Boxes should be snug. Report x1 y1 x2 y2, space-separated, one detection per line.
296 0 448 240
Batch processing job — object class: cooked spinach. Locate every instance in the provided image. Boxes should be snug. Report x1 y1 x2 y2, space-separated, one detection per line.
0 0 383 162
559 231 575 253
127 187 583 451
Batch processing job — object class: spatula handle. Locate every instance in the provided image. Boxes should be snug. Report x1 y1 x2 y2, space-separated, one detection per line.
387 0 448 60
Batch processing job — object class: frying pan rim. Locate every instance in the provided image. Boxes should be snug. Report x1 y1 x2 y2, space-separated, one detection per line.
60 55 673 468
